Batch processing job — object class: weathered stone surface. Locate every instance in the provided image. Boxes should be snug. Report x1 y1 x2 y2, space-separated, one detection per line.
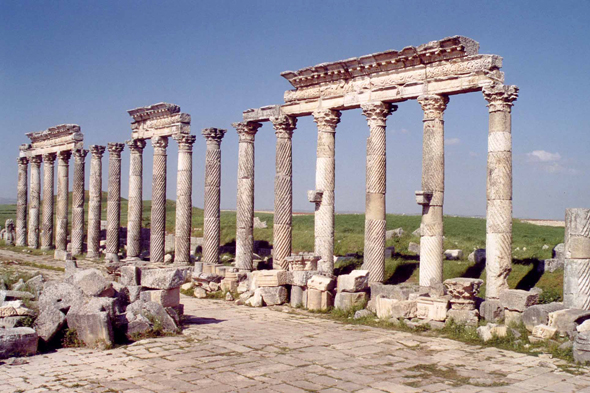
0 316 26 329
375 296 417 320
11 279 25 291
408 242 420 255
0 327 38 359
39 282 83 313
334 292 368 311
385 246 395 259
574 331 590 363
245 288 263 307
254 270 289 287
119 266 140 286
370 283 414 301
386 228 404 240
125 299 178 333
307 289 333 311
307 275 335 291
416 296 448 321
499 289 538 312
66 297 115 348
354 309 374 319
479 299 505 322
468 249 486 264
504 310 523 326
34 306 66 343
290 286 307 308
3 290 35 301
25 275 45 297
71 269 115 297
259 286 288 306
337 270 369 292
220 278 238 293
140 268 186 289
477 323 507 342
447 309 479 326
444 278 483 310
140 288 180 308
553 243 565 260
577 319 590 332
444 250 463 260
194 287 207 299
522 303 565 331
290 271 315 287
548 309 590 335
532 324 557 339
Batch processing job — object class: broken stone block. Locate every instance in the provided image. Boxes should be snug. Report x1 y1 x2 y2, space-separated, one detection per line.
290 271 315 287
209 281 220 291
337 270 369 293
39 282 84 313
245 288 263 307
479 299 505 322
259 286 288 306
548 309 590 336
522 303 565 331
66 298 116 348
120 266 140 286
468 249 486 264
125 299 178 333
416 296 449 322
0 327 38 359
334 292 368 311
307 288 334 311
220 278 238 293
140 268 186 289
375 296 417 320
444 249 463 260
354 309 374 319
180 282 194 291
290 286 307 308
447 309 479 326
499 289 539 312
553 243 565 260
70 269 115 297
3 290 35 301
307 275 335 291
532 324 557 339
444 278 483 310
24 275 45 297
225 292 234 301
370 283 413 301
477 323 507 342
504 310 523 326
408 242 420 255
541 259 564 273
0 316 26 329
254 270 289 287
386 228 404 239
384 246 395 259
194 287 207 299
577 319 590 332
140 288 180 308
34 306 66 343
574 331 590 363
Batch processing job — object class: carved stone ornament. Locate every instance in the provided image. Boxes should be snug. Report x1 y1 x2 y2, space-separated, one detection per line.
482 84 519 113
233 121 262 143
270 114 297 138
312 109 341 132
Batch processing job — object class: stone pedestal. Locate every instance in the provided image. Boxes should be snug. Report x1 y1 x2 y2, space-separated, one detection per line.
87 146 105 259
270 115 297 270
482 84 518 299
28 156 42 249
41 153 56 250
126 139 146 259
106 143 125 262
71 149 88 256
150 136 168 263
233 122 262 271
361 102 395 283
16 157 28 247
312 109 341 276
564 208 590 310
174 134 197 264
417 95 448 287
202 128 226 265
55 151 72 256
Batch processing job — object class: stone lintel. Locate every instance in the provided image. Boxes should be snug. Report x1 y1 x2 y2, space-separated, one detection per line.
21 124 84 157
128 102 190 140
307 190 323 203
242 105 282 123
127 102 180 122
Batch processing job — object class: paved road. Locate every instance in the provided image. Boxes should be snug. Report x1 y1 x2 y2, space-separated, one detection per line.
2 297 590 393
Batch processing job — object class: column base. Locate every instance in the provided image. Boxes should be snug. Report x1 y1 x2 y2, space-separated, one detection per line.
105 253 120 263
86 251 101 259
54 250 72 261
41 245 54 251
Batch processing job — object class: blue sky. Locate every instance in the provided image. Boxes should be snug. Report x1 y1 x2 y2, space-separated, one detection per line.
1 1 589 219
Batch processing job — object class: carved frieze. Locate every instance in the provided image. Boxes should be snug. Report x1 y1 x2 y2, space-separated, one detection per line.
128 102 191 139
20 124 83 158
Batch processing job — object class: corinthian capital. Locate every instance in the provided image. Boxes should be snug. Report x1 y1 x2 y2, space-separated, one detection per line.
174 134 197 151
201 128 227 143
233 121 262 143
361 102 397 126
271 114 297 139
90 145 106 158
417 95 449 120
483 84 519 113
73 149 89 162
107 142 125 156
42 152 57 164
152 136 169 150
17 157 29 166
126 139 146 153
30 155 42 165
313 109 341 132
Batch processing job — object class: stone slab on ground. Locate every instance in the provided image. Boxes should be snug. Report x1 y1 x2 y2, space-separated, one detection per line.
0 327 37 359
522 302 565 331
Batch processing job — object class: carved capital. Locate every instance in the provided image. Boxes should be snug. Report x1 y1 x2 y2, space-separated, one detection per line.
483 84 519 113
361 102 397 126
30 155 42 166
417 95 449 120
233 121 262 143
58 150 72 163
313 109 341 132
175 134 197 151
201 128 227 143
17 157 29 166
271 114 297 139
73 149 88 162
42 152 57 164
107 142 125 157
126 139 146 153
152 136 169 150
89 145 106 158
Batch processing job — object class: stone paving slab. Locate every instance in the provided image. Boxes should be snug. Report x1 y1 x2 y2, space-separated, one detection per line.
1 296 590 392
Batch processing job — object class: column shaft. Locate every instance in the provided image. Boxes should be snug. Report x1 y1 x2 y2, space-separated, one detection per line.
150 136 168 263
483 84 518 299
28 156 42 248
55 151 72 254
174 134 197 264
87 146 105 259
71 149 88 256
16 157 28 247
41 153 56 250
564 208 590 309
126 139 146 259
106 143 124 261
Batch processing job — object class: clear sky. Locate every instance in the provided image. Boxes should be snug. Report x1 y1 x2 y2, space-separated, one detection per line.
1 1 589 219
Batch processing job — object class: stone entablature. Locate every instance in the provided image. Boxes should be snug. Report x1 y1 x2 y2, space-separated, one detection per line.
20 124 84 157
128 102 191 140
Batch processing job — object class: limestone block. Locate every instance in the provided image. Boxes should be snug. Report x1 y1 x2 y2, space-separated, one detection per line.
220 278 238 293
444 278 483 310
416 296 449 322
120 266 140 286
127 286 142 303
504 310 523 326
290 271 315 287
479 299 505 322
39 282 83 313
25 275 45 297
522 303 565 332
577 320 590 332
70 269 115 298
548 309 590 335
307 289 334 311
66 297 115 348
308 275 335 291
125 299 177 333
370 283 413 301
202 263 215 274
385 228 404 240
140 288 180 308
354 309 374 319
334 292 368 311
553 243 565 260
54 250 72 261
337 270 369 292
194 287 207 299
254 270 289 287
468 249 486 264
540 258 564 273
385 246 395 259
194 262 204 275
259 286 288 306
33 306 66 343
140 268 186 289
0 327 38 359
375 296 417 320
574 332 590 363
499 289 539 312
444 250 463 260
180 282 194 291
290 286 307 308
245 289 263 307
3 290 35 301
408 242 420 255
564 259 590 309
447 309 479 326
532 324 557 340
477 323 507 342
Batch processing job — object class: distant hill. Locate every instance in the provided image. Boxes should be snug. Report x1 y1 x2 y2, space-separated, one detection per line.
0 197 16 205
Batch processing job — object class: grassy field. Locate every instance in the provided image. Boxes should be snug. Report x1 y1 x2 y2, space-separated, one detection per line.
0 194 566 300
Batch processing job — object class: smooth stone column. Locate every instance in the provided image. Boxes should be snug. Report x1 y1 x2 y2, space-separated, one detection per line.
482 84 518 299
16 157 28 247
361 102 395 283
233 121 262 271
28 156 42 249
71 149 88 256
41 153 56 250
150 136 168 263
417 95 449 287
126 139 146 259
106 143 125 262
55 150 72 258
87 145 105 259
174 134 197 264
312 109 341 276
564 208 590 309
202 128 227 265
271 115 297 270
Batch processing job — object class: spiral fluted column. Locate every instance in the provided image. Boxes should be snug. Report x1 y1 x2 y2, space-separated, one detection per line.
312 109 341 276
87 145 105 259
71 149 88 256
174 134 197 264
150 136 168 263
202 128 226 265
41 153 56 250
126 139 146 259
28 156 42 249
106 143 124 262
483 84 518 299
16 157 28 247
233 121 262 271
270 115 297 270
417 95 449 287
361 102 395 283
54 151 72 257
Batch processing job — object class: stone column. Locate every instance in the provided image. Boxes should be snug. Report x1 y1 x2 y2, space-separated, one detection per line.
106 143 125 262
482 84 518 299
41 153 56 250
564 208 590 310
202 128 227 265
55 150 72 258
174 134 197 264
150 136 168 263
87 145 105 259
361 102 395 283
16 157 28 247
71 149 88 256
233 121 262 271
312 109 341 276
126 139 146 259
271 115 297 270
28 156 42 249
417 95 449 287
